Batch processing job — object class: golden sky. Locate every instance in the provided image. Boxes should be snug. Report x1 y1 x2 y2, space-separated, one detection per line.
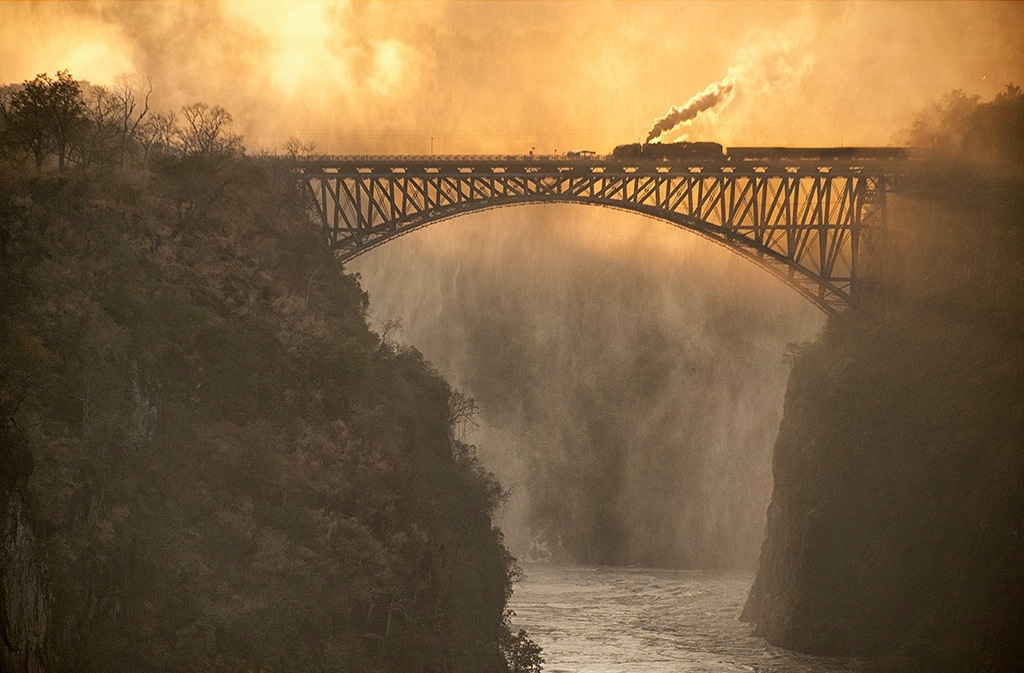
2 0 1023 154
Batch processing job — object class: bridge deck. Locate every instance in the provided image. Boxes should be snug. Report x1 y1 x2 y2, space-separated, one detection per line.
288 154 907 178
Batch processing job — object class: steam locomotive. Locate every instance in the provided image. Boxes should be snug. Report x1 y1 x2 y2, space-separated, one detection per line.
611 142 725 160
608 142 907 162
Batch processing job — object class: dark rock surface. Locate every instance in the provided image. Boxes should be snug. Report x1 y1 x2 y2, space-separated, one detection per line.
743 179 1024 671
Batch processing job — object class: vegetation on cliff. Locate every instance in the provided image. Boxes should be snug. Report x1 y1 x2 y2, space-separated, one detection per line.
743 86 1024 672
0 71 540 672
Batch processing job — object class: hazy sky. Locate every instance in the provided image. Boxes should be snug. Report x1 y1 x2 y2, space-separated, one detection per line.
2 0 1022 154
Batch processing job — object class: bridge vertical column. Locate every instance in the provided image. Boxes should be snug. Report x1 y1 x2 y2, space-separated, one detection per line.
850 175 889 301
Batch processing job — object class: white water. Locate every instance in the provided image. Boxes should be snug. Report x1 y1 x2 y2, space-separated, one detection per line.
509 564 865 673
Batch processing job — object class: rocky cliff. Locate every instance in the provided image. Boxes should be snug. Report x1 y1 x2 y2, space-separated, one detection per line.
743 152 1024 671
1 480 51 673
0 157 530 673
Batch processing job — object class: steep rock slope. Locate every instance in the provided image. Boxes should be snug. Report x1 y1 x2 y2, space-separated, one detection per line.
744 156 1024 670
0 158 524 673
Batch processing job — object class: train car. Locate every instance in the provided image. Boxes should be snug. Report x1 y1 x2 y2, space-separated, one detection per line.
727 147 836 162
659 141 726 160
611 141 726 161
847 147 909 160
727 147 909 162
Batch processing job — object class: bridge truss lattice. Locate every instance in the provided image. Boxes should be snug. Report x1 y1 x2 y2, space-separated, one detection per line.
299 155 898 315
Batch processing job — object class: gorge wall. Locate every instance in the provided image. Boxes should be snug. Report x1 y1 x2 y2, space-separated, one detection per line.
0 157 528 673
743 124 1024 671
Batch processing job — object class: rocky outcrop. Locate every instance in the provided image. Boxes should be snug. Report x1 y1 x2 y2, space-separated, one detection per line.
742 310 1024 671
2 411 51 673
2 486 51 673
742 88 1024 667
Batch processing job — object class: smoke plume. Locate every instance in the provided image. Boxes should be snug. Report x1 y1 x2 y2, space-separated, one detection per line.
646 70 737 143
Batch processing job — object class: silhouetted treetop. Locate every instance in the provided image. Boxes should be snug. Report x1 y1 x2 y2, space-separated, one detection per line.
0 70 246 171
903 84 1024 170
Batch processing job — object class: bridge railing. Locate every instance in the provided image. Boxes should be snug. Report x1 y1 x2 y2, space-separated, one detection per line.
265 151 913 170
272 153 609 163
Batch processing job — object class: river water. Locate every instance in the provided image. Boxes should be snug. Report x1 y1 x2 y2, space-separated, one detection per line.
508 564 866 673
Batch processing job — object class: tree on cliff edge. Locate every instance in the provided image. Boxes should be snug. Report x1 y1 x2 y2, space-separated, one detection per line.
5 70 85 171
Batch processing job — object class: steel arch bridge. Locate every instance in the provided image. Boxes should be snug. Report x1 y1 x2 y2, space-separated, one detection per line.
296 152 902 315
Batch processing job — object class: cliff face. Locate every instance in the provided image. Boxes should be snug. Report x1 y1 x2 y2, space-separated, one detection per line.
0 160 525 673
742 179 1024 671
1 406 50 673
1 485 51 673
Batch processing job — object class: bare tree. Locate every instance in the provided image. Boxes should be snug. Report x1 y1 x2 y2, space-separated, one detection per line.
0 84 19 163
378 317 403 349
138 110 179 160
284 136 316 160
177 102 243 158
111 74 152 165
77 84 120 167
448 389 479 442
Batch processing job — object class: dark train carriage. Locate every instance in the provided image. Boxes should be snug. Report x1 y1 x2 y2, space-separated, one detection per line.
659 141 726 159
726 147 836 161
727 146 908 162
848 147 909 160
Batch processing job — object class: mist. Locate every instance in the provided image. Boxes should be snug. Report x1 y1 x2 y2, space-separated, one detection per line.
3 2 1021 152
351 207 823 568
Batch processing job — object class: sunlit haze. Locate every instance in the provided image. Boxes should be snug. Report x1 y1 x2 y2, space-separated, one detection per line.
3 0 1022 153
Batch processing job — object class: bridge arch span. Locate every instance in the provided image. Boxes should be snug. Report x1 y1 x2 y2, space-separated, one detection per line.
300 155 898 315
343 199 846 315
